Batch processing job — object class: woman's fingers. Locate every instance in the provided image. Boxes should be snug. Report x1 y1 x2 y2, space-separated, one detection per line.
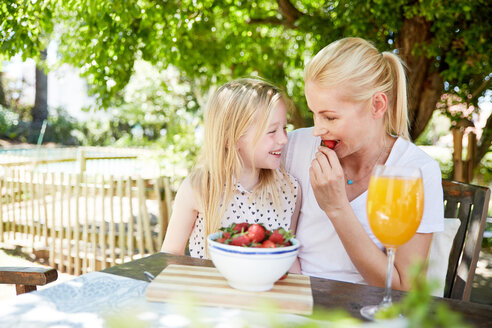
311 154 334 186
312 147 343 178
310 147 350 215
310 158 336 213
310 156 322 176
317 147 343 171
313 151 330 175
318 147 346 179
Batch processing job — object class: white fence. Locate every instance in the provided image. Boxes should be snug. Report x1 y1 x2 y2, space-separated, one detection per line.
0 148 172 275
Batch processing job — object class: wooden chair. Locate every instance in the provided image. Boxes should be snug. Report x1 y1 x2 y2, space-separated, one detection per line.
442 180 491 301
0 267 58 295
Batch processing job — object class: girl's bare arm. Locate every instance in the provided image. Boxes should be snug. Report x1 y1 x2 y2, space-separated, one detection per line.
161 178 199 255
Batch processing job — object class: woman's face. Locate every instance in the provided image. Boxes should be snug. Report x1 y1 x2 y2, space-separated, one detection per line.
305 81 378 158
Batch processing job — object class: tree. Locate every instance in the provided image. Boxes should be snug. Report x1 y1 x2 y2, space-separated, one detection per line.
0 1 54 140
30 49 48 142
2 1 491 178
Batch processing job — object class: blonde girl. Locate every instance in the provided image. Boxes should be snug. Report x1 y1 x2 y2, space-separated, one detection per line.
282 37 444 290
162 78 301 264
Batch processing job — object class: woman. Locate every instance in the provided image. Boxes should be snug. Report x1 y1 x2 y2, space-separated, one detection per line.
282 37 444 290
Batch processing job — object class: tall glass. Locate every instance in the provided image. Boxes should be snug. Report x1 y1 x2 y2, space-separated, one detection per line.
360 165 424 320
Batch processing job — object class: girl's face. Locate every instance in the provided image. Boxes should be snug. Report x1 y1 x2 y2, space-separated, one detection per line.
305 82 379 158
237 100 288 172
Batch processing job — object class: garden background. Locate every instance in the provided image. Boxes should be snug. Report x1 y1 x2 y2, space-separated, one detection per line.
0 0 490 304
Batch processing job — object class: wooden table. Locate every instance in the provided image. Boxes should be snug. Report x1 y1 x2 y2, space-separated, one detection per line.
102 252 492 327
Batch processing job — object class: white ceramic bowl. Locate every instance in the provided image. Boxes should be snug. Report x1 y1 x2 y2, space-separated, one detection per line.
207 232 300 292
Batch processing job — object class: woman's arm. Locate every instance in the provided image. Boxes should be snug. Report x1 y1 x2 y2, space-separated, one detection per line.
394 233 432 289
309 146 432 290
289 258 302 274
323 203 431 289
161 177 200 255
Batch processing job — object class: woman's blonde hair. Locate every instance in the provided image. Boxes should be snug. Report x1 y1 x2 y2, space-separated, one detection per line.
305 37 410 139
190 78 295 242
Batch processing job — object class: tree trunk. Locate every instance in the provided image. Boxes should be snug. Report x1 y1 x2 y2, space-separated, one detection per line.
475 112 492 170
396 17 443 141
0 72 7 108
30 49 48 142
451 113 491 183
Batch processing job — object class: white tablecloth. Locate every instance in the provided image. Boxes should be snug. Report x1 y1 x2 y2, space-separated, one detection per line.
0 272 322 328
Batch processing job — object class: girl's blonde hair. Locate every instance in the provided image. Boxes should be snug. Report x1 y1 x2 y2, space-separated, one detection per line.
305 37 410 139
190 78 295 241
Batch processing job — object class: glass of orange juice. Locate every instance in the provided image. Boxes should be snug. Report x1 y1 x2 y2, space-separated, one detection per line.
360 165 424 320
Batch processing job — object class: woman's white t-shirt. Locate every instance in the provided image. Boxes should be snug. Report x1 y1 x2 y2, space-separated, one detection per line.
282 127 444 284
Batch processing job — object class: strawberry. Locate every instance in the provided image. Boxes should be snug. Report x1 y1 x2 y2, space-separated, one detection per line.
216 223 295 248
261 240 276 248
215 229 233 244
230 233 251 246
219 226 234 236
321 140 336 149
268 228 294 245
216 237 227 243
247 224 266 243
232 222 250 233
278 272 288 280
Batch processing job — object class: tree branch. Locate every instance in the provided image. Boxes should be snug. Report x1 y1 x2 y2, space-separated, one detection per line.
471 78 491 101
475 111 492 168
248 0 304 29
248 17 286 26
277 0 303 24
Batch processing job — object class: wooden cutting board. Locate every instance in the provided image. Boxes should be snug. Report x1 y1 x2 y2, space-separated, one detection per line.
145 264 313 315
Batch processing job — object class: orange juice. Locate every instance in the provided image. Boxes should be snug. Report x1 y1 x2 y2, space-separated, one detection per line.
367 176 424 247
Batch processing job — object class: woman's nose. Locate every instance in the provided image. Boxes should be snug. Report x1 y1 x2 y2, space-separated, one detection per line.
312 119 326 137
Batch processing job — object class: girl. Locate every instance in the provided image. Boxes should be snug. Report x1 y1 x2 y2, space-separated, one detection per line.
282 37 444 290
162 78 301 264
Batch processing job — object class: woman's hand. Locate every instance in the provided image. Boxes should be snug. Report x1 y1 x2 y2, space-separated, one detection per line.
309 146 350 215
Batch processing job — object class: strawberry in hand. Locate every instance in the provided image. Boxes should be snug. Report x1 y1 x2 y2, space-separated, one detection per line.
321 140 336 149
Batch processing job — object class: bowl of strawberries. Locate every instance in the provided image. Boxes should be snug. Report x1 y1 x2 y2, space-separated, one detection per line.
207 222 299 292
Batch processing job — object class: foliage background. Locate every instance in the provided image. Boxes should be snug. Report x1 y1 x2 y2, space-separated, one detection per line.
0 1 490 184
0 0 490 299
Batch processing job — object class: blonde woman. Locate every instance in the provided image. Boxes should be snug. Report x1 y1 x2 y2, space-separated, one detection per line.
282 38 444 290
162 78 301 269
